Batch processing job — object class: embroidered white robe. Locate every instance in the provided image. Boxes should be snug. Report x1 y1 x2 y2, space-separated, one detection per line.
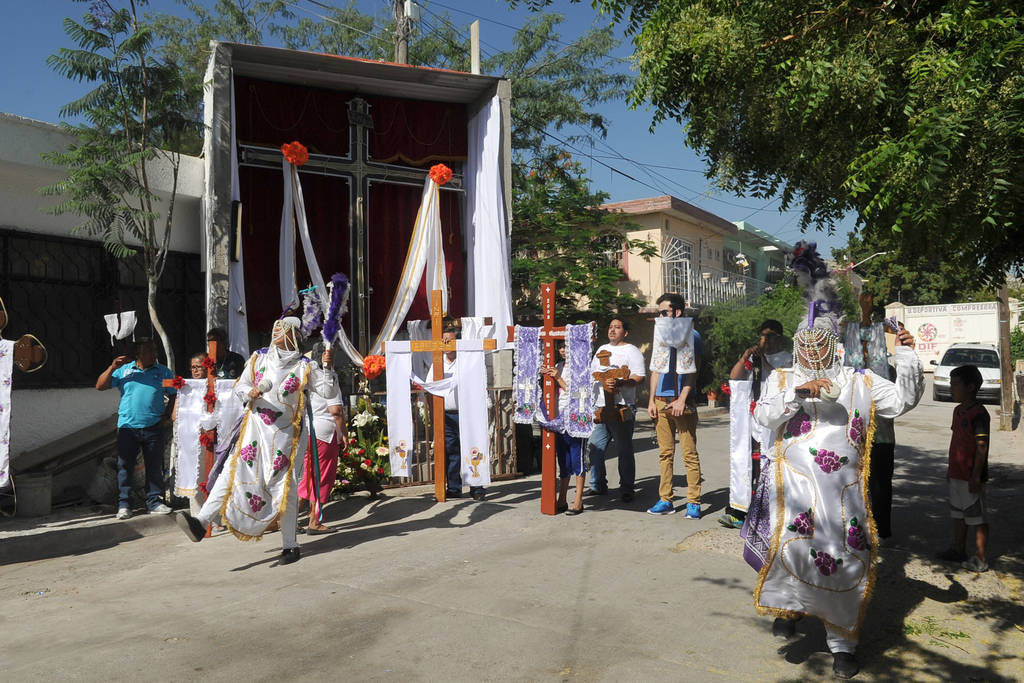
751 346 922 637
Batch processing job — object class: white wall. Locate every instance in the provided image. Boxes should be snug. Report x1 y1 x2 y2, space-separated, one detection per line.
9 388 118 456
0 112 204 254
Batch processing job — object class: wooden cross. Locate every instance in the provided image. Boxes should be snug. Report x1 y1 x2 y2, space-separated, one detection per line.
591 350 631 424
390 289 495 502
239 98 462 354
505 282 567 516
164 338 219 538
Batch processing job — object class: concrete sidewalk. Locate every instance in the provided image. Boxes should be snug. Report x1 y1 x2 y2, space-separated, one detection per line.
1 390 1022 681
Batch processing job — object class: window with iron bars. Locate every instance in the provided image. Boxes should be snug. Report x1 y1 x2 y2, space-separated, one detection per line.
0 228 204 387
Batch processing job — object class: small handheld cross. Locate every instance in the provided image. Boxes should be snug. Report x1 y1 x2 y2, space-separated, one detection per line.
591 350 631 424
0 297 47 374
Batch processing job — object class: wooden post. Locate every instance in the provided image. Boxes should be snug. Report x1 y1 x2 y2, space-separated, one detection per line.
506 283 567 515
390 290 496 501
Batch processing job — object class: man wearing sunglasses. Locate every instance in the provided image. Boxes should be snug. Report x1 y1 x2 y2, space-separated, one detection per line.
647 293 704 518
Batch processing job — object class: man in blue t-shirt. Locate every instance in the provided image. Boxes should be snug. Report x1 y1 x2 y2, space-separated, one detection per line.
646 293 704 519
95 338 176 519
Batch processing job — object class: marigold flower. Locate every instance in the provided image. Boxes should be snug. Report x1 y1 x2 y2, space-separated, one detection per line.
429 163 453 185
281 141 309 166
362 354 386 380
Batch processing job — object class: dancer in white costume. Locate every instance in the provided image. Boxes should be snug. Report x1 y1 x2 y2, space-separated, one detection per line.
750 244 923 679
177 317 337 565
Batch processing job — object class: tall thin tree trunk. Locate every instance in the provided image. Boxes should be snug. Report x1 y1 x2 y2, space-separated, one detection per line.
148 275 175 373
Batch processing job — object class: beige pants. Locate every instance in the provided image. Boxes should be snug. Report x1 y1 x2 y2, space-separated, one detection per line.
653 397 701 504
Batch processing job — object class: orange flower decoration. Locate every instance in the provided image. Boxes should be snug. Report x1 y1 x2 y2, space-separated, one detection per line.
362 354 386 380
428 163 453 186
281 141 309 167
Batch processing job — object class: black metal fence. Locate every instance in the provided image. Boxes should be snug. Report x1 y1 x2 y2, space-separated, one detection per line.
0 228 205 387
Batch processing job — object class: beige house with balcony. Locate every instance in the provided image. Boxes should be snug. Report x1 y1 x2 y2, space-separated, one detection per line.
603 195 775 309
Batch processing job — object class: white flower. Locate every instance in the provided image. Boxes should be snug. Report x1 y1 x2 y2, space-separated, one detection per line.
352 411 379 428
376 446 389 456
360 462 369 470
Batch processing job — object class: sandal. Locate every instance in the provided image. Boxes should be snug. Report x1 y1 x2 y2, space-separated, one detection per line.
306 526 334 535
565 507 584 516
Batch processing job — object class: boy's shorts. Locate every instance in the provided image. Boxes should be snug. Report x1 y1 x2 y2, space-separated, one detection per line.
948 478 987 525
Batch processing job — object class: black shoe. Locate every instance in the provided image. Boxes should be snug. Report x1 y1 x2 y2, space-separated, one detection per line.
771 617 798 638
471 489 485 501
279 548 301 565
176 512 206 543
445 489 462 499
584 487 607 496
556 502 569 513
832 652 859 679
621 492 634 503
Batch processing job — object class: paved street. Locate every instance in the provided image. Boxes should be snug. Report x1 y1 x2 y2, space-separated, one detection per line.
2 378 1022 682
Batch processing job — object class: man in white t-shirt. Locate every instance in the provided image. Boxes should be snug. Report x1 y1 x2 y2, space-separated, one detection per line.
587 317 646 502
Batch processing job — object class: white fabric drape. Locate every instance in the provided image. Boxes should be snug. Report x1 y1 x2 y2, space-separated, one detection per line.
465 95 513 349
460 316 495 341
406 320 432 382
228 77 249 357
371 177 446 355
0 340 12 489
173 379 246 496
279 159 298 314
385 341 413 477
103 312 137 346
650 317 696 374
455 339 490 487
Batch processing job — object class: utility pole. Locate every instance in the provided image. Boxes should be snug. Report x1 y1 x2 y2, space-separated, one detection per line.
393 0 409 64
997 282 1013 431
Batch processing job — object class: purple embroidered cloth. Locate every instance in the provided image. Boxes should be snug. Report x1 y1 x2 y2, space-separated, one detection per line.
513 326 541 424
562 323 594 438
741 456 773 572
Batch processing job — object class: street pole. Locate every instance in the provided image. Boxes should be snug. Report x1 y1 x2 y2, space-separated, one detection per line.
997 282 1013 431
393 0 409 64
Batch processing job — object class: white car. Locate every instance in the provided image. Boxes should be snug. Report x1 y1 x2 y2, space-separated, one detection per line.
931 343 1001 402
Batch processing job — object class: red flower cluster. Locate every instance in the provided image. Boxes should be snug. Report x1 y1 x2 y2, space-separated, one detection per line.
743 358 754 371
362 354 386 380
749 400 757 415
202 356 217 372
203 391 217 411
170 376 186 389
720 383 732 396
281 141 309 166
428 163 453 186
199 430 216 449
199 481 209 495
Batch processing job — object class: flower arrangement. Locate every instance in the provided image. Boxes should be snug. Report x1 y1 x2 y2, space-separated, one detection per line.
281 140 309 166
203 390 217 411
201 356 216 373
429 163 453 185
170 376 186 389
362 354 386 380
334 393 390 496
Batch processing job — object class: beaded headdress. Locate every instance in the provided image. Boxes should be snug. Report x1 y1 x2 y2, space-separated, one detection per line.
789 241 843 380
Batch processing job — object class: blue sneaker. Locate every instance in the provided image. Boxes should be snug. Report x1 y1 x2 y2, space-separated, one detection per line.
647 500 675 515
684 503 701 519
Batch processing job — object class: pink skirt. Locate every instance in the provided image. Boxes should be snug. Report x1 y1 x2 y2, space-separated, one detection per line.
298 434 340 504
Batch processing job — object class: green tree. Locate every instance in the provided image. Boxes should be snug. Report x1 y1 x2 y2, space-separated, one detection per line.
43 0 199 370
840 229 995 315
540 0 1024 284
512 154 656 320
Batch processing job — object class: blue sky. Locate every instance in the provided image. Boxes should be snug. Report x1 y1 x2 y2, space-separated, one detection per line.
0 0 853 257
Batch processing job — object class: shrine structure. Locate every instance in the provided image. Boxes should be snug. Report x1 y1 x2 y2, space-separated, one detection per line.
201 43 513 357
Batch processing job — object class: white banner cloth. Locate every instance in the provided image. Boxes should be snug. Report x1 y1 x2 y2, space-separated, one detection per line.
455 339 490 487
227 76 249 357
726 379 774 512
385 341 413 477
173 379 246 496
650 317 696 374
406 320 432 381
465 95 513 349
0 340 12 489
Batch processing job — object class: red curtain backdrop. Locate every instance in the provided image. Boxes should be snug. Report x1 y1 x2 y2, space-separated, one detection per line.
368 182 465 330
233 75 467 345
238 166 351 332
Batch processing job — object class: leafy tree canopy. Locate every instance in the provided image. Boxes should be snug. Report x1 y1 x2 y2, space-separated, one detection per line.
522 0 1024 284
